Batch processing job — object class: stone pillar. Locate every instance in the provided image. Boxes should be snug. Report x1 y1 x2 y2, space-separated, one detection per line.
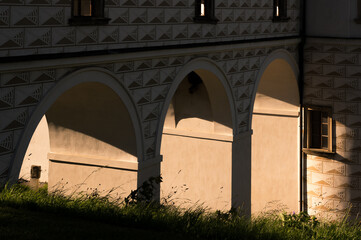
232 130 252 215
137 155 162 201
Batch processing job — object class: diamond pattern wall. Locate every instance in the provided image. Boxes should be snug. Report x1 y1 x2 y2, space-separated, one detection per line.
0 1 300 57
304 38 361 220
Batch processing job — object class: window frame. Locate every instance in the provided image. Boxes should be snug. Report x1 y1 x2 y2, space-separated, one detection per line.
193 0 218 24
69 0 110 26
273 0 290 22
303 106 334 154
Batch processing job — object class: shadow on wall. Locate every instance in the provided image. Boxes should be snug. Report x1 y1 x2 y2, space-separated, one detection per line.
46 82 137 160
161 70 234 210
251 58 300 214
20 82 139 198
165 71 233 135
253 59 300 114
174 72 214 130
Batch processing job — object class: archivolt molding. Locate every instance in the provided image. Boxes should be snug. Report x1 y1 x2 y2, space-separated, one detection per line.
9 67 144 182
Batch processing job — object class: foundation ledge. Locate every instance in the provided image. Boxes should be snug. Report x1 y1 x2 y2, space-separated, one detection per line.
48 152 162 171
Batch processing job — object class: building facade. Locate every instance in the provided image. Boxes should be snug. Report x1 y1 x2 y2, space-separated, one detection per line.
303 0 361 220
0 0 359 219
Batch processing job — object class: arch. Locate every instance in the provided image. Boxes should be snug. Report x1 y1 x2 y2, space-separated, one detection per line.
9 67 144 183
155 58 237 156
157 58 236 209
250 49 301 213
249 49 300 129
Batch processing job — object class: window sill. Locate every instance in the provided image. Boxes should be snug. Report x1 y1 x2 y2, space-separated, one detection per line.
272 16 290 22
303 148 335 155
193 16 219 24
69 16 111 26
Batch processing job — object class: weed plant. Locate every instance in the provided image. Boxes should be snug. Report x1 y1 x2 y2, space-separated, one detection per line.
0 182 360 240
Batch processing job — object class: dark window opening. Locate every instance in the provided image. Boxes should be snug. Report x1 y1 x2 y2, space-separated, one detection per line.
188 71 203 94
273 0 289 22
194 0 218 24
304 106 333 153
355 0 361 24
69 0 110 25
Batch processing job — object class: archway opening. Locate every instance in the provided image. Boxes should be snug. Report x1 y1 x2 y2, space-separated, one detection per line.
160 69 233 210
19 82 138 198
251 58 300 213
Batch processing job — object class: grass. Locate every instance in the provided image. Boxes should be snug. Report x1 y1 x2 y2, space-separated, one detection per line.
0 206 185 240
0 184 360 240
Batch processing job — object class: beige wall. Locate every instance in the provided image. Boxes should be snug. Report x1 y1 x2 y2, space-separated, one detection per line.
253 59 300 114
251 58 300 214
46 82 139 197
252 114 299 212
160 72 233 210
48 158 137 200
19 81 141 199
19 115 50 182
46 82 137 161
161 133 232 210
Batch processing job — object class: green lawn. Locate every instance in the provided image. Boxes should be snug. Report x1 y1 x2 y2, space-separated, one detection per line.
0 206 187 240
0 183 360 240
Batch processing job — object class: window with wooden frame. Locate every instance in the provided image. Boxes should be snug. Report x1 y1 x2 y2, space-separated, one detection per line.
304 106 333 153
194 0 218 24
273 0 289 22
69 0 110 25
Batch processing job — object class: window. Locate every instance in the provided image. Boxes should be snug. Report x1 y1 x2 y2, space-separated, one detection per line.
304 106 333 153
273 0 289 22
194 0 218 24
355 0 361 24
69 0 110 25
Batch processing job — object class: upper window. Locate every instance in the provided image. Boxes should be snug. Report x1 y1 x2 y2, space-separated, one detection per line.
273 0 289 22
303 106 333 153
194 0 218 24
69 0 110 25
355 0 361 24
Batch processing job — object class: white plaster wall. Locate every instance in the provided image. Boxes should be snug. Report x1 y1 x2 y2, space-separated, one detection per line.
19 115 50 182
